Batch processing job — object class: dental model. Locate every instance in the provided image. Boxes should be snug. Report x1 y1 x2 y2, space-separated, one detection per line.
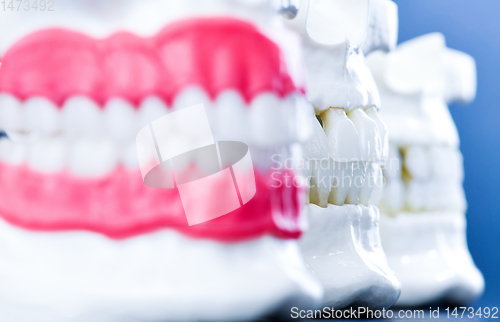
280 0 401 308
367 33 485 305
0 0 324 320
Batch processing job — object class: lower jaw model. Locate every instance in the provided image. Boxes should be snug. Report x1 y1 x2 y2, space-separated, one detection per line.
0 8 323 321
367 33 485 306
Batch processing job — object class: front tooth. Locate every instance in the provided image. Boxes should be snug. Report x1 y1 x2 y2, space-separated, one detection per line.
365 106 389 163
137 96 168 130
69 138 117 177
214 91 249 143
0 94 22 132
0 138 26 164
104 98 136 142
346 108 382 204
121 141 140 169
250 93 288 146
384 144 402 180
62 96 104 138
426 180 466 212
304 116 331 207
402 145 431 180
24 97 61 135
27 138 66 173
320 107 360 205
379 178 405 215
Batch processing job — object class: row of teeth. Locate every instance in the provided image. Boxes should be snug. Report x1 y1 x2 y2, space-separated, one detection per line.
0 86 308 146
0 87 310 177
305 106 388 208
380 144 466 214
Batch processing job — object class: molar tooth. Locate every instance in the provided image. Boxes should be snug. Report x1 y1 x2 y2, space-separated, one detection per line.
69 138 117 177
0 138 26 164
320 107 360 206
27 138 66 173
0 94 22 132
24 97 61 135
214 91 249 143
104 98 137 142
429 146 464 181
138 96 168 130
62 96 104 138
402 145 431 180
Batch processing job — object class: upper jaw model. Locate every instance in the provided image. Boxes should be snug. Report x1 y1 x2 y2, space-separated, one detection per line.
0 0 324 321
280 0 401 308
367 33 485 305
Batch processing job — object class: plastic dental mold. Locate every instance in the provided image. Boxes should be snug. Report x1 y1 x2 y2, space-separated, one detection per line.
281 0 401 309
367 33 485 306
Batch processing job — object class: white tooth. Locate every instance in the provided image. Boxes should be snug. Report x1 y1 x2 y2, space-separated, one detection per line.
429 146 463 181
24 97 61 135
379 178 405 215
27 138 66 173
173 86 211 111
69 138 117 177
0 138 26 164
0 94 22 132
320 107 361 205
369 163 384 206
405 180 427 212
359 161 377 206
328 160 353 206
345 160 367 204
121 141 140 169
347 108 382 161
214 91 249 143
304 116 331 207
104 98 137 142
365 106 389 163
62 96 104 138
361 0 399 55
249 93 287 146
384 144 402 180
138 96 168 130
403 145 431 180
426 180 466 212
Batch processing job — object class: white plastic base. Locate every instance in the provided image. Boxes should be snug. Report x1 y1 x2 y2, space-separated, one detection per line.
380 211 484 306
299 204 401 309
0 218 322 322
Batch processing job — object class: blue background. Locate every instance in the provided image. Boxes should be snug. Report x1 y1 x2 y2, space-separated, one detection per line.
393 0 500 306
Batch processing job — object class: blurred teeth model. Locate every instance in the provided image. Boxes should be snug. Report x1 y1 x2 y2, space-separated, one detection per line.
0 1 324 321
367 33 484 306
282 0 401 309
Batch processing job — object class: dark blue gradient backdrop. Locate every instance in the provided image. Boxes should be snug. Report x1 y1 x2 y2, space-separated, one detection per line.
393 0 500 305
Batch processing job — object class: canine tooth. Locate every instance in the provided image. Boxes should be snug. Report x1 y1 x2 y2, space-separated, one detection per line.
69 138 117 177
347 108 382 161
365 106 389 163
62 96 104 138
304 116 331 207
429 146 464 181
24 97 61 135
379 179 405 215
250 93 287 146
320 107 361 205
214 91 249 143
0 94 22 132
104 98 136 141
403 145 431 180
138 96 168 130
27 138 66 173
0 138 26 164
